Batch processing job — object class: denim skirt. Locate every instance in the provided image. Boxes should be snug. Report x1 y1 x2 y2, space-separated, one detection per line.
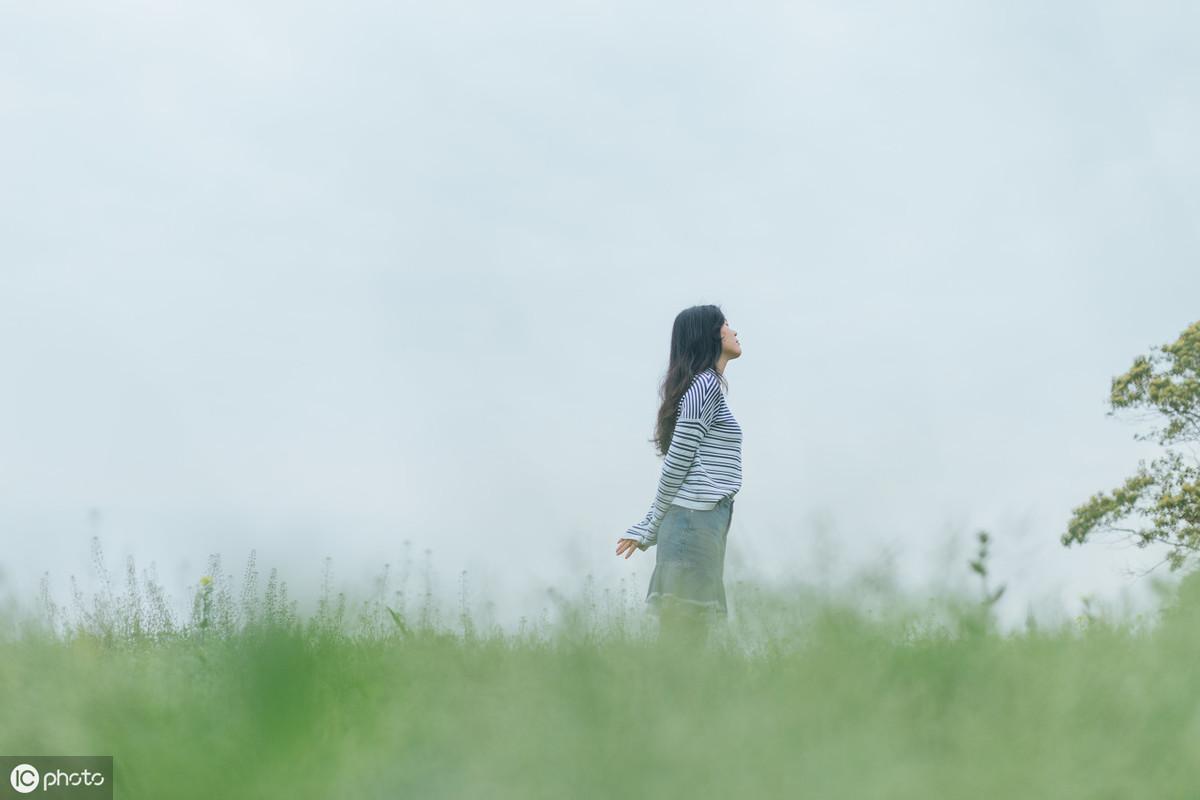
646 494 735 617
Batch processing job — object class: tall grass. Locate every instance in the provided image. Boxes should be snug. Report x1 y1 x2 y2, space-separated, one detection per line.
2 532 1196 798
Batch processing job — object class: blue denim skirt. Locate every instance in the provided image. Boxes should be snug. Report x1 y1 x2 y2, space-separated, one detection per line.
646 494 735 617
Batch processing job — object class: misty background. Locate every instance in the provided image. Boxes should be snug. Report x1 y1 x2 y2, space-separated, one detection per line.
3 0 1199 633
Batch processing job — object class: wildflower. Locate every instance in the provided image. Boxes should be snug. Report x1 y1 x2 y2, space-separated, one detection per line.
200 576 212 587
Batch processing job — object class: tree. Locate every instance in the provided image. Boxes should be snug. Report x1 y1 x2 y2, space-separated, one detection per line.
1062 320 1200 572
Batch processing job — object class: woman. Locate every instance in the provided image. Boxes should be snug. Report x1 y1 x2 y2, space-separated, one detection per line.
616 304 743 647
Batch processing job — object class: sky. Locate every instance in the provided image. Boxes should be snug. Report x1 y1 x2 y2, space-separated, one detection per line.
2 0 1199 634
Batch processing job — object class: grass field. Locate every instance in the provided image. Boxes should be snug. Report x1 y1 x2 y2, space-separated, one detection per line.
3 536 1198 799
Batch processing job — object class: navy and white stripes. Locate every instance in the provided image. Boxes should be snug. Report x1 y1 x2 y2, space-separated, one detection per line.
625 367 742 550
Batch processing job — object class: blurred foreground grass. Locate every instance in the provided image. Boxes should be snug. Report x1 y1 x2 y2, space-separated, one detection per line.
3 536 1200 799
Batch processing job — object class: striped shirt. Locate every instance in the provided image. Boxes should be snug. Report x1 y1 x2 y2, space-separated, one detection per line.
625 367 742 550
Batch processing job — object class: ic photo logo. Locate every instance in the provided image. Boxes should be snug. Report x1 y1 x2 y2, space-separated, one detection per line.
3 758 110 796
9 764 38 794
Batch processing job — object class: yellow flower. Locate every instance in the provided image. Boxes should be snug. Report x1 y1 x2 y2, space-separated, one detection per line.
199 576 212 587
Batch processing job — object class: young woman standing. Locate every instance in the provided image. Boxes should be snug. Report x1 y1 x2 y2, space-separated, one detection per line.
616 304 743 647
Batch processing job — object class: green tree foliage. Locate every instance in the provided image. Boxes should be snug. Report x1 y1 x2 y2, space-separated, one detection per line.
1063 321 1200 570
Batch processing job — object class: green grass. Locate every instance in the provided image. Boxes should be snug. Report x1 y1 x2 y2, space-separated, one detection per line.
3 535 1199 799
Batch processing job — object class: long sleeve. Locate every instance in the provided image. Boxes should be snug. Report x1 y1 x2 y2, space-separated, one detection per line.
624 373 721 550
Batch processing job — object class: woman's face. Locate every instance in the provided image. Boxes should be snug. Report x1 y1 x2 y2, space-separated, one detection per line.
720 320 741 359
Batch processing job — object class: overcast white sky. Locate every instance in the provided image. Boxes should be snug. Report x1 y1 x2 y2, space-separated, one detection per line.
3 0 1199 634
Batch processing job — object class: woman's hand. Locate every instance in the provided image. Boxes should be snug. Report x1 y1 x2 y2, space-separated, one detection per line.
615 538 642 559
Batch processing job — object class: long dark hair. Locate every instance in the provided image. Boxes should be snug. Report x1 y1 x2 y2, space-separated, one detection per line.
649 304 729 457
